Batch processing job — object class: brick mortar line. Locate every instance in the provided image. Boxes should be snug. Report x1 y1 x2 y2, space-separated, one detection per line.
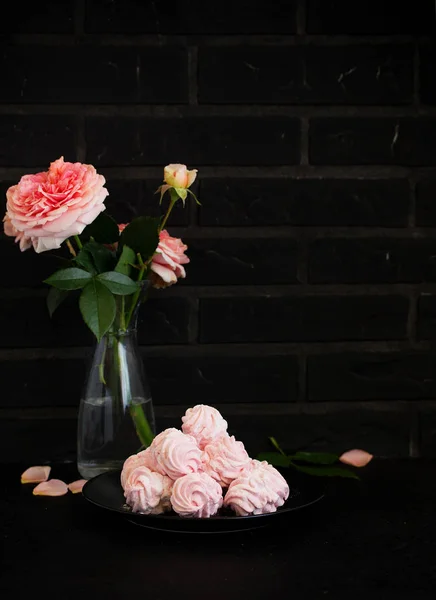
2 105 436 117
4 34 425 47
6 226 436 240
2 281 436 299
1 400 435 420
3 166 436 179
74 0 85 35
187 46 198 105
0 340 433 361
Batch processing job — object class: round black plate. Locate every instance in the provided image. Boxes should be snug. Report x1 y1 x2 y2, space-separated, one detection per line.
82 469 325 533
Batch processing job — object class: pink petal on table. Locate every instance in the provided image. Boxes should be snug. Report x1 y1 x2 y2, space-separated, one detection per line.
21 466 51 484
33 479 69 496
68 480 87 494
339 449 373 468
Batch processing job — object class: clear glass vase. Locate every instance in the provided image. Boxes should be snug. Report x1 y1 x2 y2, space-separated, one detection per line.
77 304 156 480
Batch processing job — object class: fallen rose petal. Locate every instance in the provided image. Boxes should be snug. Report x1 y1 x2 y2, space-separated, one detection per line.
33 479 69 496
68 480 87 494
21 465 51 484
339 449 373 468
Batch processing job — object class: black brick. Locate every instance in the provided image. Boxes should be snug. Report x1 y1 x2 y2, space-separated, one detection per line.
0 0 74 33
226 410 410 457
86 117 300 166
199 45 413 105
200 295 409 343
199 178 410 227
0 358 87 408
1 238 66 288
306 0 435 34
309 118 436 166
308 352 436 401
309 239 436 284
0 407 410 463
0 116 76 167
184 238 299 285
0 295 192 347
419 45 436 105
85 0 297 34
103 178 189 226
416 179 436 226
417 294 436 341
0 354 299 408
139 354 298 405
0 46 188 104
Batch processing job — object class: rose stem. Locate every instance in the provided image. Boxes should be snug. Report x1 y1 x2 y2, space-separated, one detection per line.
125 253 146 329
66 239 76 257
159 190 178 233
74 235 83 250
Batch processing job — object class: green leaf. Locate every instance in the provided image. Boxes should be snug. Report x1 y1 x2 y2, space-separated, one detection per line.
79 279 116 341
119 216 160 262
115 245 136 277
291 451 339 465
46 287 70 318
81 212 120 244
75 247 97 275
174 187 188 202
268 436 287 456
187 188 201 206
83 241 115 274
293 464 360 480
257 452 292 468
97 271 139 295
44 267 92 290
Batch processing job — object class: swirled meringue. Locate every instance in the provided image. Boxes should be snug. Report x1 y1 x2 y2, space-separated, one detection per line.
123 466 174 515
149 428 203 480
181 404 228 450
170 472 223 518
223 460 289 516
120 447 156 489
202 435 251 487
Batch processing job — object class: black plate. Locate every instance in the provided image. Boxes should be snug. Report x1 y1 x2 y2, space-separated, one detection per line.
82 469 325 533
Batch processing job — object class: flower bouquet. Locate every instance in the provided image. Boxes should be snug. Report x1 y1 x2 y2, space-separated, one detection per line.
3 158 199 478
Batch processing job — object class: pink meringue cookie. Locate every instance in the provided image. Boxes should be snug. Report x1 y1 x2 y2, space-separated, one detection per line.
224 460 289 516
120 447 156 489
181 404 228 450
170 472 223 518
149 428 203 480
202 435 251 487
124 466 174 515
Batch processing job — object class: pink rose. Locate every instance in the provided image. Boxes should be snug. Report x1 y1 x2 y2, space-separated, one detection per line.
150 230 189 289
339 449 373 468
4 156 108 253
164 164 197 189
3 214 32 252
118 223 127 233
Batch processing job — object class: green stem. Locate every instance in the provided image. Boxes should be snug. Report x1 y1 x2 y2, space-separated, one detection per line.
120 296 126 331
129 404 155 447
74 235 83 250
125 253 148 329
159 192 177 232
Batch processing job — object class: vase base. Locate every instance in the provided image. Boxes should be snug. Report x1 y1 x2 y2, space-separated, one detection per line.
78 461 125 481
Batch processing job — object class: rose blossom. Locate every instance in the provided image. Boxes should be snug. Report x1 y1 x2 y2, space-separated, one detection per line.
164 164 197 189
3 214 32 251
4 156 108 253
149 229 189 289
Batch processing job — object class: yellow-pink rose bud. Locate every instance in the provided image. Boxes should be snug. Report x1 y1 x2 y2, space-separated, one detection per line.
163 164 197 189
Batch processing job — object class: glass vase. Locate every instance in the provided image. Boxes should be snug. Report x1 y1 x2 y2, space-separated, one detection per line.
77 303 155 480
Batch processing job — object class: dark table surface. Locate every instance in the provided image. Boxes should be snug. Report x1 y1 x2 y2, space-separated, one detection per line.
1 459 435 599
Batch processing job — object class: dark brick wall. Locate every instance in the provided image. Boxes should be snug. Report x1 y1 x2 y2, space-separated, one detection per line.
1 0 436 461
